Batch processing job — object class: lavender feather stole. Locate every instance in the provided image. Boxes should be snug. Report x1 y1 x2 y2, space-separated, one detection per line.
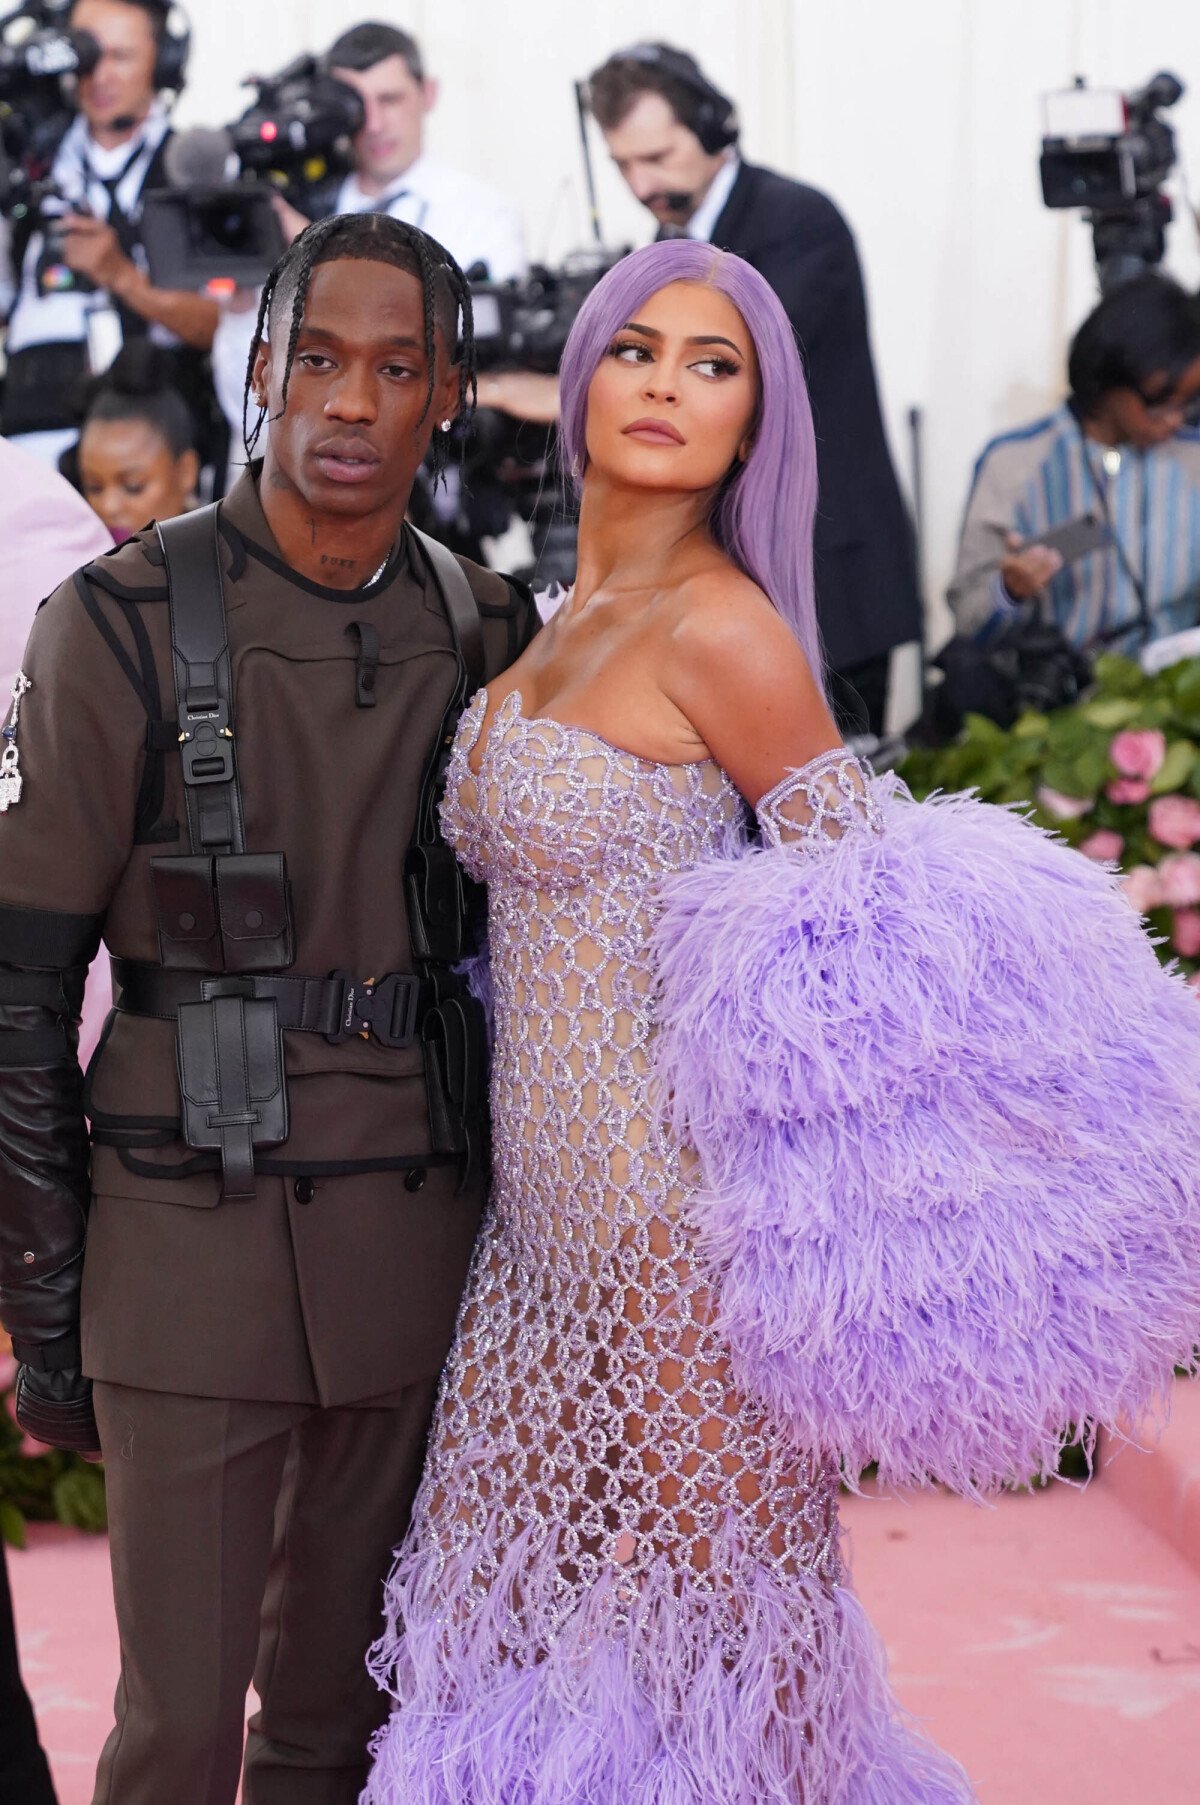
653 779 1200 1496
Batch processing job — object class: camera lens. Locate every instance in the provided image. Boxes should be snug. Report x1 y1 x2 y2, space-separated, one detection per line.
193 198 255 254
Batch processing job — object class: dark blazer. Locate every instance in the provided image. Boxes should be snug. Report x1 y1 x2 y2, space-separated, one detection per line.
710 162 921 671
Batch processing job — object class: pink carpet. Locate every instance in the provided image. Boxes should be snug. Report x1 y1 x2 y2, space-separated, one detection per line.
10 1390 1200 1803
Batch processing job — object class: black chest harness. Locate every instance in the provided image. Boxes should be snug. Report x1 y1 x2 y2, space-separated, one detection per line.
99 505 489 1199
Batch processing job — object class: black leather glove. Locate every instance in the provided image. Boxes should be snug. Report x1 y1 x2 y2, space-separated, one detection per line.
14 1361 100 1456
0 920 101 1412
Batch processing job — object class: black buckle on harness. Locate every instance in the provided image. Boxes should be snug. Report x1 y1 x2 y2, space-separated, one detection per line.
325 972 419 1048
179 689 234 787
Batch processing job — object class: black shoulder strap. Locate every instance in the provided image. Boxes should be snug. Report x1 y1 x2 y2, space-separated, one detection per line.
157 505 245 856
407 526 486 693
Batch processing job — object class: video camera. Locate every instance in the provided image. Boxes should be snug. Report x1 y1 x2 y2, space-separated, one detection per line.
437 248 626 587
1040 71 1185 291
139 54 364 291
0 0 103 292
470 248 625 374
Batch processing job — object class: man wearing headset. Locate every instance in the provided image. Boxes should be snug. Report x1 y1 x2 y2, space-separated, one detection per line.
0 0 216 468
583 43 922 736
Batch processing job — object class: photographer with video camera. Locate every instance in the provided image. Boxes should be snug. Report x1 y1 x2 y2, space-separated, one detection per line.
0 0 216 469
948 276 1200 662
211 20 526 460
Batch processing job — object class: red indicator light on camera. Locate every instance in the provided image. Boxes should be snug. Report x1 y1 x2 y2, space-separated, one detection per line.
260 120 278 143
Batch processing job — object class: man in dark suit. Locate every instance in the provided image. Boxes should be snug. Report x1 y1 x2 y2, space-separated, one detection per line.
587 43 921 733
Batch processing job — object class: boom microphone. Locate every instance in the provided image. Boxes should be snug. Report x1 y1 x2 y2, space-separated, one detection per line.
163 125 235 188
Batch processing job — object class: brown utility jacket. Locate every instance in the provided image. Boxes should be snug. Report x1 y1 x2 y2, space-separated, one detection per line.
0 469 534 1404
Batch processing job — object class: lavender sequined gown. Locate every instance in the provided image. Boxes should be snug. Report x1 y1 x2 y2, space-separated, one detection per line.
364 689 973 1804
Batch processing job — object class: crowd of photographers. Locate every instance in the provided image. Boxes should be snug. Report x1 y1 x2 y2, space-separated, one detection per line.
1 1 1200 749
0 1 925 735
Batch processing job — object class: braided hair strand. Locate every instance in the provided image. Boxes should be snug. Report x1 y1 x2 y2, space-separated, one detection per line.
242 212 476 485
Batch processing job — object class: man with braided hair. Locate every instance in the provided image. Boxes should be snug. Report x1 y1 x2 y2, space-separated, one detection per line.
0 212 537 1804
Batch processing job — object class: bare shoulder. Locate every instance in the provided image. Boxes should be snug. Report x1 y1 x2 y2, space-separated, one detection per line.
659 564 839 803
665 565 812 683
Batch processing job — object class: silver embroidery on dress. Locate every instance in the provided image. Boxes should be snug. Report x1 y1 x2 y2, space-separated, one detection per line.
363 693 978 1803
754 745 883 851
411 686 840 1660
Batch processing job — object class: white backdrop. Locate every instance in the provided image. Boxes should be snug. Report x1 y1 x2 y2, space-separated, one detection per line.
179 0 1200 644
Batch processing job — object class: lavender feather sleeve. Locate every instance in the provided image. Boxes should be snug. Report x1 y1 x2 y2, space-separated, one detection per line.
652 759 1200 1497
456 942 494 1037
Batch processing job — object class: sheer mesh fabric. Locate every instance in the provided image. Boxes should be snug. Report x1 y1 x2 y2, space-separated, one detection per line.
407 688 846 1662
754 746 882 850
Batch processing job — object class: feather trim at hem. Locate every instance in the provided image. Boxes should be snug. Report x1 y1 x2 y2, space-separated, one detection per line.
361 1526 975 1804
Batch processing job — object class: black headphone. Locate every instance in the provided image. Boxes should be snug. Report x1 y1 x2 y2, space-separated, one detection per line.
143 0 192 94
615 43 739 154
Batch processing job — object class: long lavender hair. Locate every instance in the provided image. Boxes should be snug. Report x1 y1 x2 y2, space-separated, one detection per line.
557 240 823 683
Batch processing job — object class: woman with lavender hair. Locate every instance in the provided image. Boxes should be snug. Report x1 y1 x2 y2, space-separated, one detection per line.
363 240 1200 1802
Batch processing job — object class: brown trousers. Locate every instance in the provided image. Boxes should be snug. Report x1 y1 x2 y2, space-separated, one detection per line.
90 1378 440 1805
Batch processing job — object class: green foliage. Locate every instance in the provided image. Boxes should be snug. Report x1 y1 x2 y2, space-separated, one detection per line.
1151 739 1196 795
0 1501 25 1550
0 1379 106 1546
52 1462 108 1534
901 656 1200 979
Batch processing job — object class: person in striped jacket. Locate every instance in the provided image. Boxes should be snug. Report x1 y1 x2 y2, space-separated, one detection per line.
949 274 1200 654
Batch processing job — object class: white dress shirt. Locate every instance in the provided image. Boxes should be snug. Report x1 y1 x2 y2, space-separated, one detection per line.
687 154 741 244
334 154 526 284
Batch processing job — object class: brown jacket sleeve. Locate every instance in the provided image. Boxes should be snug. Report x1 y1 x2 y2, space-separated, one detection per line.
0 569 150 1454
0 572 150 916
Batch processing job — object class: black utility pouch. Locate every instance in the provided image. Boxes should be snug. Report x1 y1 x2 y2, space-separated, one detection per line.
215 853 295 972
176 993 288 1199
152 856 223 970
406 844 466 965
152 853 294 973
422 995 488 1180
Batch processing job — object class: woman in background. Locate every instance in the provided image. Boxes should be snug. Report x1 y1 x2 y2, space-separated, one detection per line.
73 344 199 543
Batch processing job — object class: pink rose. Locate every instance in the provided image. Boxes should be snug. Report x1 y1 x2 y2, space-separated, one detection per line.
1149 794 1200 850
1173 909 1200 958
0 1352 15 1394
1078 830 1124 863
1037 786 1093 820
1120 864 1165 913
1110 729 1166 780
1107 778 1152 805
1158 852 1200 907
